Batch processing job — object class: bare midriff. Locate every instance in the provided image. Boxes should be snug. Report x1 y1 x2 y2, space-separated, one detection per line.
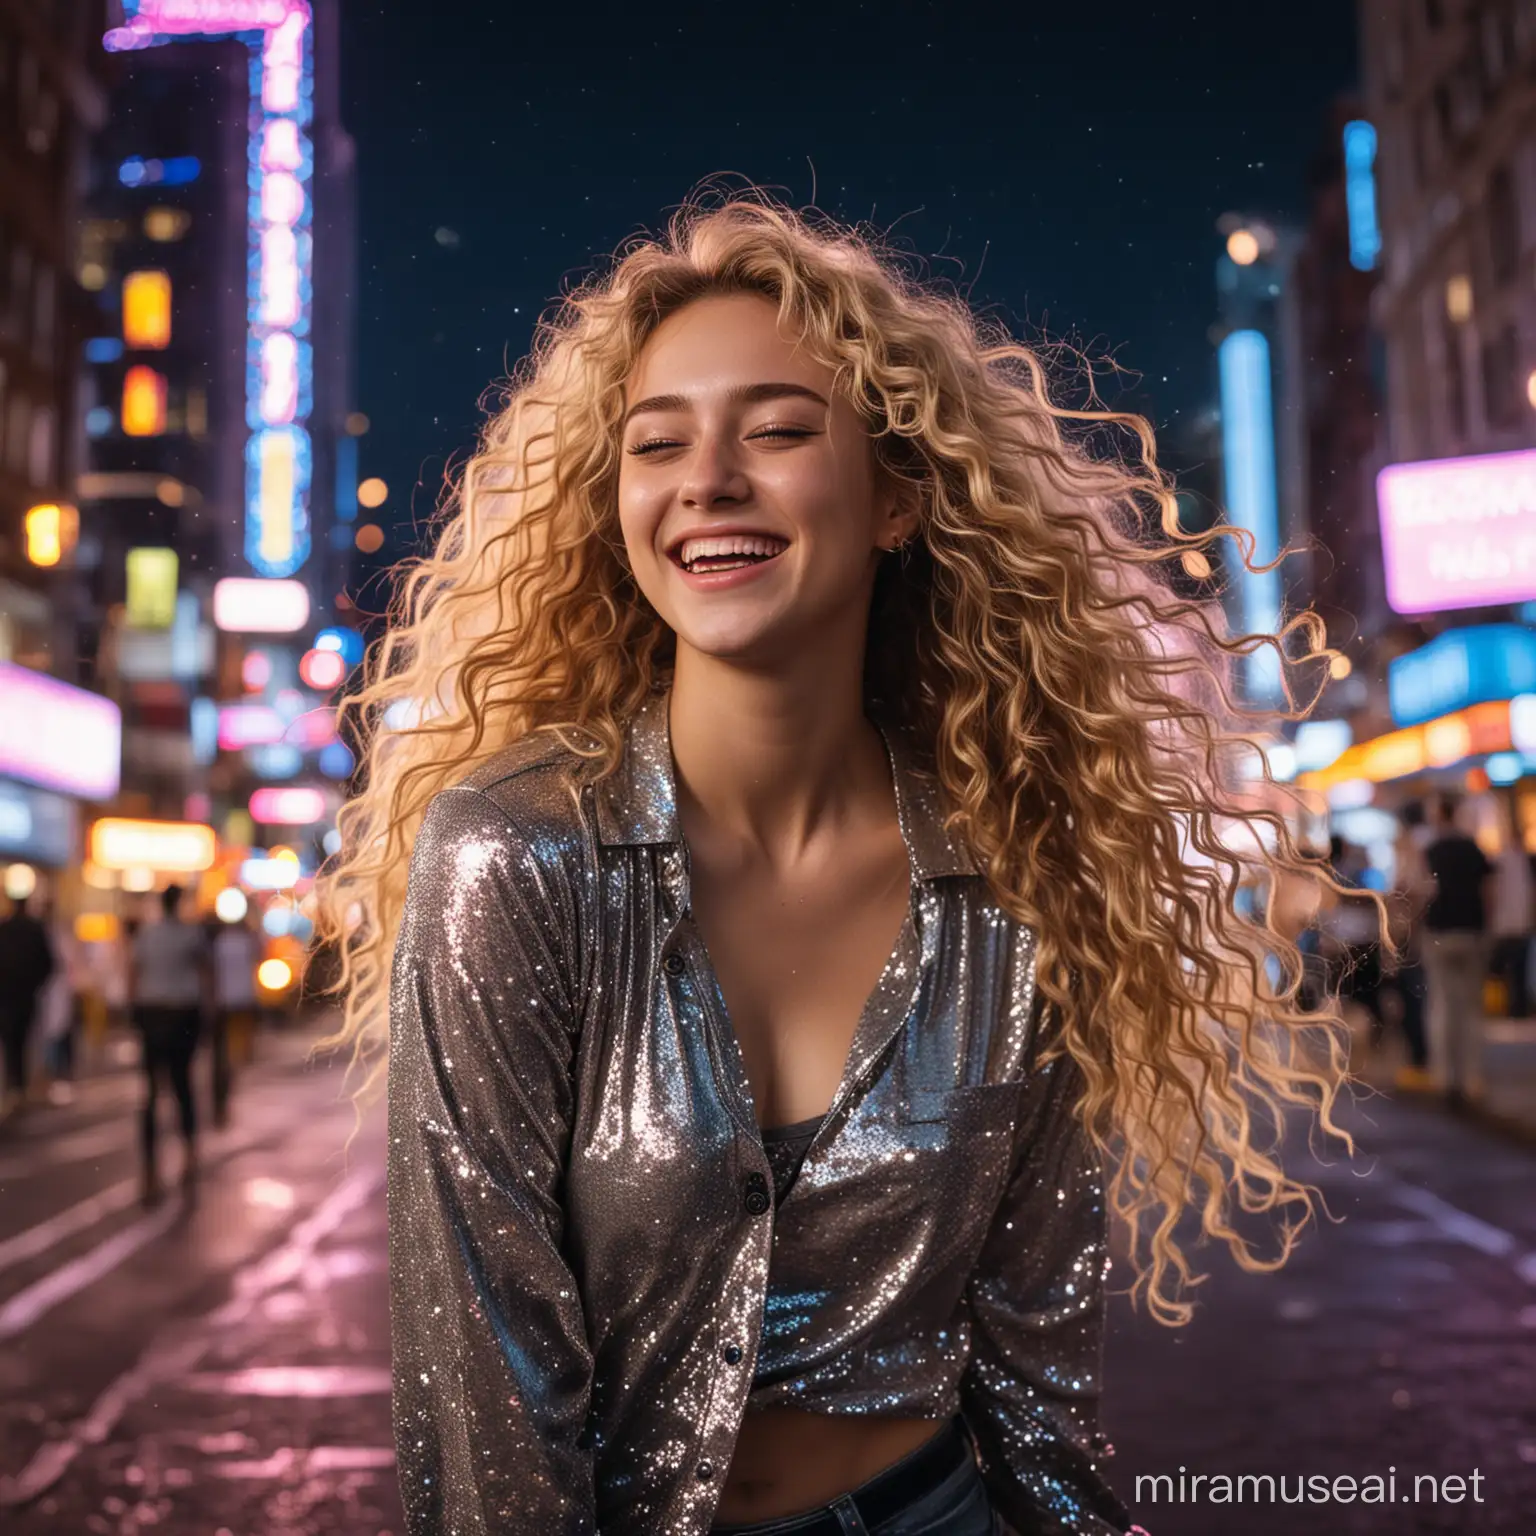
714 1410 947 1524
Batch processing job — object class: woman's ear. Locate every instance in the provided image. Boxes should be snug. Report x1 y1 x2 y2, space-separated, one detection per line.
875 463 924 550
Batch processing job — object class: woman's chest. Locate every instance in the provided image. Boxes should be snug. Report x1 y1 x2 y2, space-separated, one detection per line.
685 834 913 1128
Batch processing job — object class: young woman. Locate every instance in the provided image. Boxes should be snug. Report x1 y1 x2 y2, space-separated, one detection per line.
318 192 1356 1536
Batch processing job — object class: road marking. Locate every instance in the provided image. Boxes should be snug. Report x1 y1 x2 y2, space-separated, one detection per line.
0 1164 381 1507
1385 1179 1536 1286
0 1197 184 1340
184 1365 392 1397
209 1445 396 1479
0 1115 284 1304
0 1179 140 1278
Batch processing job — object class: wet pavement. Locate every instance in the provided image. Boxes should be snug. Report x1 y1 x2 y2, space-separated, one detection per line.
0 1028 402 1535
0 1026 1531 1534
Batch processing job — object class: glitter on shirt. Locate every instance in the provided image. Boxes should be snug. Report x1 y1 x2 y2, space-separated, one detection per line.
387 684 1135 1535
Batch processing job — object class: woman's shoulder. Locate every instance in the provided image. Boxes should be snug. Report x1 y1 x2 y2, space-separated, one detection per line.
424 728 594 854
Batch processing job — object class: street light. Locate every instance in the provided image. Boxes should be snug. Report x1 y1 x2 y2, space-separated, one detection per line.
1226 229 1260 266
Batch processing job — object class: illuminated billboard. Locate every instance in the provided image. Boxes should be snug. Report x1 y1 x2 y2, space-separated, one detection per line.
250 786 327 825
90 817 216 873
213 576 310 633
1378 447 1536 615
0 664 122 800
105 1 315 579
1389 625 1536 727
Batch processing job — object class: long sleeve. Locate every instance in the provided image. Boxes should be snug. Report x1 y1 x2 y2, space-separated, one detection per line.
388 785 596 1535
960 1036 1135 1536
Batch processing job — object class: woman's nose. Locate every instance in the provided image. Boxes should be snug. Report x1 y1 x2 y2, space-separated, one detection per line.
679 434 749 506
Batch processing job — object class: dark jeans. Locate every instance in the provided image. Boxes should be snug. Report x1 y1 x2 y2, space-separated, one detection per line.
709 1418 996 1535
1489 934 1531 1018
0 996 39 1094
135 1005 202 1169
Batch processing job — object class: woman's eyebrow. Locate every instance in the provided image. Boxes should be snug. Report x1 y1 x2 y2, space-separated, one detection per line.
621 381 828 429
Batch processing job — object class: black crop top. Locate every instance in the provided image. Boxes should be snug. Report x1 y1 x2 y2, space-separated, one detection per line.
760 1113 825 1205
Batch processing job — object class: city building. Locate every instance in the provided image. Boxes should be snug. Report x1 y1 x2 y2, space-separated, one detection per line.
1290 99 1392 655
1334 0 1536 843
0 2 116 907
1209 211 1307 703
57 0 358 983
1361 0 1535 471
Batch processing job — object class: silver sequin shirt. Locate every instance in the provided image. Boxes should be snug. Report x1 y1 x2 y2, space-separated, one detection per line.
388 687 1134 1535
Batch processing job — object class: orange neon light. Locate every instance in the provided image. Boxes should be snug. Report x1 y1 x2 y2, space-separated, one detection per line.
1297 701 1513 792
122 269 172 349
122 366 167 437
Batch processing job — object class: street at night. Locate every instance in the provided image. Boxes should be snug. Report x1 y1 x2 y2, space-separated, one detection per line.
5 1 1536 1532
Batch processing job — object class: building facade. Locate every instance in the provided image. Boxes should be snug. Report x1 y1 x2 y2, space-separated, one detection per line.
1361 0 1535 468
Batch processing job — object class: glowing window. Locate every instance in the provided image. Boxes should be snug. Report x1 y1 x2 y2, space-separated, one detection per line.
123 270 172 349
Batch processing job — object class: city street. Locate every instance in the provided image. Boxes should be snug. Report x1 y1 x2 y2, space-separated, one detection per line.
0 1025 1531 1534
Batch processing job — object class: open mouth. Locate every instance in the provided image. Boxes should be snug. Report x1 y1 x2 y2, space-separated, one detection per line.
670 535 790 575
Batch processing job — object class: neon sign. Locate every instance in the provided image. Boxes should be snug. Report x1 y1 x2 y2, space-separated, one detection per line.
105 1 314 579
1343 120 1381 273
1218 329 1282 701
1377 447 1536 614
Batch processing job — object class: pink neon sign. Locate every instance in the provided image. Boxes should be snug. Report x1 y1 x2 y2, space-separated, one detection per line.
105 0 303 47
1378 448 1536 616
0 663 122 800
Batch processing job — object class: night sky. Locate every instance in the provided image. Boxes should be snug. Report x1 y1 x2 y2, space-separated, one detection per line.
337 1 1358 601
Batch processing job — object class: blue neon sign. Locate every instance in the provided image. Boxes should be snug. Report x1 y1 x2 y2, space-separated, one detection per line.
1343 120 1381 273
106 2 315 580
1388 625 1536 727
1218 329 1282 700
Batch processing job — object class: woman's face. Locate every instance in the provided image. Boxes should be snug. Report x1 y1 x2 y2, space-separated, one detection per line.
617 291 913 666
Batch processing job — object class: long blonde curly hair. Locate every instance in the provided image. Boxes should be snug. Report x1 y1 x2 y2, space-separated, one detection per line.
315 185 1369 1326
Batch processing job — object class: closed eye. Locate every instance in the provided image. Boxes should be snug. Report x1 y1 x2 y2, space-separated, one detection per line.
626 426 817 457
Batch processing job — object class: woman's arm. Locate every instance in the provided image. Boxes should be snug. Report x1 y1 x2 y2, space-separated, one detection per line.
959 1032 1136 1536
389 784 596 1535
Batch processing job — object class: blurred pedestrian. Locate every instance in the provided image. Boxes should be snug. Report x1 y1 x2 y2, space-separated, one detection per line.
1421 793 1494 1110
0 893 57 1117
1318 835 1386 1063
210 912 262 1127
36 902 84 1105
1487 808 1533 1019
1386 802 1433 1088
128 885 211 1204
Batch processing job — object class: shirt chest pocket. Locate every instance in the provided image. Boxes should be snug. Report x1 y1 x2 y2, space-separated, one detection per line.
802 1081 1024 1241
903 1082 1026 1192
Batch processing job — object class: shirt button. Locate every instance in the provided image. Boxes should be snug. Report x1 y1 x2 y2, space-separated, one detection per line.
696 1461 716 1481
743 1173 771 1216
722 1343 743 1365
663 952 686 976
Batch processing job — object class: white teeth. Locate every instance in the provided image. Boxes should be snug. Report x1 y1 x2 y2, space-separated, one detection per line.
677 534 788 568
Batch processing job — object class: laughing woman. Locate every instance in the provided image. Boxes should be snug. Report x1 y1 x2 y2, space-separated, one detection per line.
317 192 1354 1536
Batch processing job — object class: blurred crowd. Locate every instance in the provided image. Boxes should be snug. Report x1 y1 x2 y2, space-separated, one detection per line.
0 885 271 1203
1286 790 1530 1112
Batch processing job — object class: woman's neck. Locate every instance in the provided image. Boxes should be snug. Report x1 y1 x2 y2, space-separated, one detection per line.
666 647 893 874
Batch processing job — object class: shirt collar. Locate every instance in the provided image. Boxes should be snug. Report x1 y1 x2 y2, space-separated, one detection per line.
594 686 978 883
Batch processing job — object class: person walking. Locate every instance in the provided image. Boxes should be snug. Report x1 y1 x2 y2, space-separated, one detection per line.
210 913 262 1127
0 893 57 1117
1421 793 1494 1111
36 903 84 1105
128 885 211 1203
1387 802 1433 1088
1488 808 1533 1019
